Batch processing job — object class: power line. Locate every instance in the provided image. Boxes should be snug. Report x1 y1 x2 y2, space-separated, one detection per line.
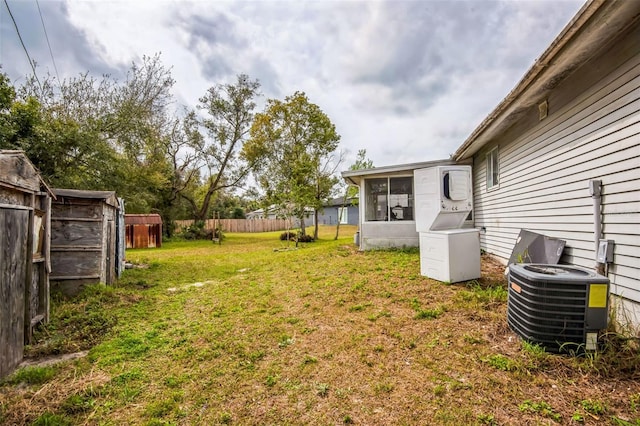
3 0 42 89
36 0 61 84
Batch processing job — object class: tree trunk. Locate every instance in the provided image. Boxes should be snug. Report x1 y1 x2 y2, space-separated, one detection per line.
299 213 306 236
334 190 349 240
314 209 319 240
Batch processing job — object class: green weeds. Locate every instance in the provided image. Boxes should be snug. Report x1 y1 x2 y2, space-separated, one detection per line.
32 412 72 426
410 297 445 320
477 413 497 425
581 399 606 415
3 366 57 385
483 354 519 372
518 399 562 422
455 280 507 308
27 285 119 358
316 382 330 397
61 392 96 415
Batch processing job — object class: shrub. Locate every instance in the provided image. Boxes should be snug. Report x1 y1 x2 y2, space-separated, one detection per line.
279 231 314 243
280 231 297 241
177 221 212 240
298 234 314 243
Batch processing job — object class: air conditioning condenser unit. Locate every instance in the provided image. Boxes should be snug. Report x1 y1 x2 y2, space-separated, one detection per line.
508 263 609 352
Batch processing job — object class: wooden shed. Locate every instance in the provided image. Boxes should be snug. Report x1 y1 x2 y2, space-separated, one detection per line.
125 214 162 248
50 189 124 295
0 150 54 378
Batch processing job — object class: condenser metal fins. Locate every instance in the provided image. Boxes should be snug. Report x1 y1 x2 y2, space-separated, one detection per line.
507 264 609 353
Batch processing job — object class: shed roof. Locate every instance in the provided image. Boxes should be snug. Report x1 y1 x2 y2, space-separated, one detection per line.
125 214 163 225
453 0 640 161
53 188 119 207
0 150 55 197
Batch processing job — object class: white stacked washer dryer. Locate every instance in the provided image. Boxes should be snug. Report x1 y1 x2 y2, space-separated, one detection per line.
414 166 481 283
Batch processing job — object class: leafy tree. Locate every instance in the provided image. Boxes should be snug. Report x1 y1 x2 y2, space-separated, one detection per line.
243 91 341 237
0 73 19 143
165 111 203 204
0 73 46 165
95 54 176 211
16 71 119 186
11 55 177 214
347 149 374 198
311 149 344 239
209 191 247 219
3 63 264 234
334 149 374 239
180 74 261 221
159 110 204 233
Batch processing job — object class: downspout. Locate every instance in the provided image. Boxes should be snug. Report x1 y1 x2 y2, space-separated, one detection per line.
589 180 605 275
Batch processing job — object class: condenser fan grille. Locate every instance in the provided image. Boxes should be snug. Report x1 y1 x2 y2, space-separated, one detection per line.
507 263 609 353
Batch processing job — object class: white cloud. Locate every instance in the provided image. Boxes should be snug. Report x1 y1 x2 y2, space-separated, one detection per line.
1 0 585 169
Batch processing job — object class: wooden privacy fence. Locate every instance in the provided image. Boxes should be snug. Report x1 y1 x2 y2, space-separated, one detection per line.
174 218 292 233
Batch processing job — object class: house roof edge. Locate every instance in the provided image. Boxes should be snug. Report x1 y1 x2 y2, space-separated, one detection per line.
453 0 640 161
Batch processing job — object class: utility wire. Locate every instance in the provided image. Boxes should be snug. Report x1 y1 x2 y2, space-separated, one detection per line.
3 0 42 90
36 0 61 84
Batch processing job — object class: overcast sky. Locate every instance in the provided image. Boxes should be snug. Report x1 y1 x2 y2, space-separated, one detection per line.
1 0 585 169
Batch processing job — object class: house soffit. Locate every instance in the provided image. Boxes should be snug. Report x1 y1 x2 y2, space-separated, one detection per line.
453 0 640 161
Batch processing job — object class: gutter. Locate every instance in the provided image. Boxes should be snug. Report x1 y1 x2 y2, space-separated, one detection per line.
452 0 605 161
341 158 456 186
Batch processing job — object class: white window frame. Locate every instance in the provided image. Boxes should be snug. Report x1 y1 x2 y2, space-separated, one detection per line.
338 207 348 224
486 147 499 190
364 176 414 222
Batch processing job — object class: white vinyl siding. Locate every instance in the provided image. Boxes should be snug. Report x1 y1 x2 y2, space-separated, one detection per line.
472 25 640 303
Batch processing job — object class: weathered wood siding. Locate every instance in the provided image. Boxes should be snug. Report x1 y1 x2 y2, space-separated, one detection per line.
101 204 116 286
472 22 640 302
0 153 42 194
0 150 52 378
116 199 125 277
126 224 162 248
50 192 119 294
50 204 104 285
0 207 28 378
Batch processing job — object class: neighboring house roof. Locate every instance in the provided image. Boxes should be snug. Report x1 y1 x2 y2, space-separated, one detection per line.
125 214 163 225
53 188 119 207
246 204 314 217
453 0 640 161
342 159 456 185
324 197 358 207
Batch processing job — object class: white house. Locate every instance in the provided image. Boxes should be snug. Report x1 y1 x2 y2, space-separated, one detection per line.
451 0 640 325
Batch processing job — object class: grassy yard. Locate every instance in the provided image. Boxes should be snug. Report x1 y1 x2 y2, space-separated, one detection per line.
1 225 639 425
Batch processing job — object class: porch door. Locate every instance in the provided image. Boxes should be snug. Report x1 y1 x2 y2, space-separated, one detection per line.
0 207 28 378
